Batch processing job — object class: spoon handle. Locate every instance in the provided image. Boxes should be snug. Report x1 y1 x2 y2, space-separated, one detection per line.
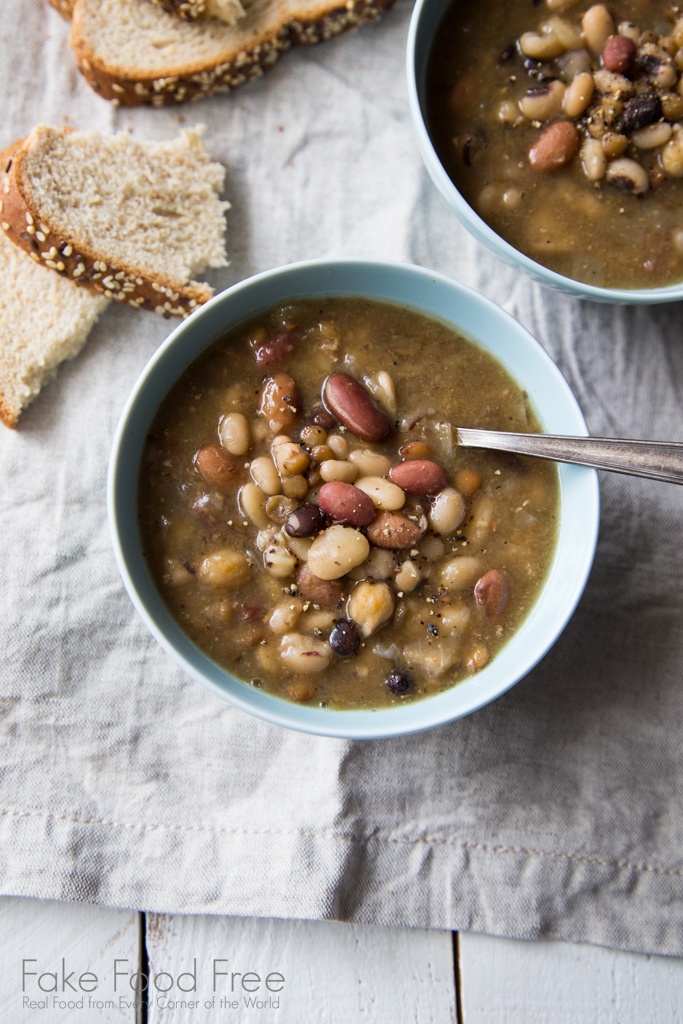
456 428 683 485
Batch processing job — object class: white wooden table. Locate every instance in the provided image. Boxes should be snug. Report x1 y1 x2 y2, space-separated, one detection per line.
2 898 682 1022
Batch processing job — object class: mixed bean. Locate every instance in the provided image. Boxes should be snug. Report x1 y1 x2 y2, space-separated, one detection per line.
139 298 558 710
427 0 683 288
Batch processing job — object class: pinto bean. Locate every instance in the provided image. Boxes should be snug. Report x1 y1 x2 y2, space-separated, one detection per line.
528 121 580 172
366 512 425 550
259 372 300 433
389 460 448 496
323 373 391 443
195 444 243 491
296 564 344 606
318 482 376 526
474 569 509 617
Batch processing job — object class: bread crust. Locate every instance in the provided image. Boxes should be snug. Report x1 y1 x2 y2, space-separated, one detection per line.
46 0 74 18
153 0 216 19
70 0 397 106
0 135 212 319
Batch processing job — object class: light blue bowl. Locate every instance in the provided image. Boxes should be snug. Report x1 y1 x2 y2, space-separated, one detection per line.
406 0 683 304
108 258 599 739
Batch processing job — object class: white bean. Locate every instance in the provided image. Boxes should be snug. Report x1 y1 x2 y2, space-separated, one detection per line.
280 632 331 673
219 412 250 455
262 543 298 579
519 30 565 60
198 549 250 587
327 434 349 458
545 16 583 50
582 4 614 54
250 456 281 496
564 72 594 117
662 133 683 176
463 494 493 544
269 597 304 634
239 481 269 529
429 487 466 536
319 459 359 483
581 137 607 180
631 122 673 149
348 448 392 477
347 581 394 638
439 556 484 592
439 602 471 636
348 547 396 581
618 21 640 43
355 475 405 511
395 560 421 592
307 525 370 580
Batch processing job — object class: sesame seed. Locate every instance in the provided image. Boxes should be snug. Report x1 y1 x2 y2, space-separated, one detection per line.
35 231 45 242
25 212 33 225
26 225 35 235
62 244 73 257
0 222 8 231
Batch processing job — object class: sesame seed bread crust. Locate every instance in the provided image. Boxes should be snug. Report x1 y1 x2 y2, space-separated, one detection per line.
70 0 397 106
0 127 226 319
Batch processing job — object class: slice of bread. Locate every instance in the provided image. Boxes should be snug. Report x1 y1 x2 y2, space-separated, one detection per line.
47 0 74 16
0 221 108 428
1 125 229 318
68 0 396 106
155 0 246 23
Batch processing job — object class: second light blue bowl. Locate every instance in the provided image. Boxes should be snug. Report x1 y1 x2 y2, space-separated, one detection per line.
108 258 599 739
406 0 683 304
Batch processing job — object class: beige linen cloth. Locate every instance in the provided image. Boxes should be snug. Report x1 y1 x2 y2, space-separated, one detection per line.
2 0 683 957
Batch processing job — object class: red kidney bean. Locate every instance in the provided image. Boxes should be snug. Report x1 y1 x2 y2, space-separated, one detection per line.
253 331 296 368
194 444 243 491
318 482 375 527
329 619 360 657
474 569 509 617
259 373 300 432
602 35 636 76
389 459 448 496
285 503 326 537
323 373 391 442
528 121 579 172
296 565 343 607
366 511 425 549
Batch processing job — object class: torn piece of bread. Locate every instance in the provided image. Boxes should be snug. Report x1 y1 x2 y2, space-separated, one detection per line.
0 228 108 428
68 0 396 106
1 125 229 318
154 0 246 24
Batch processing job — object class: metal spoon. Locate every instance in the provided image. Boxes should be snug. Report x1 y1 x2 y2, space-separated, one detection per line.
456 428 683 485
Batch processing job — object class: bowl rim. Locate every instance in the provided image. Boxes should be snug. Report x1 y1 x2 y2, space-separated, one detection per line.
405 0 683 305
108 257 600 739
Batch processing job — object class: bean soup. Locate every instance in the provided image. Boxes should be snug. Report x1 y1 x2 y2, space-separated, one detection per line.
427 0 683 288
138 298 559 710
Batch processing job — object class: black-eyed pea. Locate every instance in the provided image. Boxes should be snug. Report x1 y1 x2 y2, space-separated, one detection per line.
395 560 421 593
250 455 281 495
497 100 525 126
262 542 298 579
199 549 250 587
519 79 566 121
269 597 304 634
355 475 405 511
429 487 466 536
662 132 683 176
632 122 673 149
239 481 270 529
348 448 392 477
347 580 394 637
439 556 484 592
162 557 196 587
564 72 594 118
307 525 370 580
280 633 331 674
274 441 309 477
282 474 308 500
581 137 607 180
582 4 614 54
327 434 349 458
319 460 359 484
606 157 649 194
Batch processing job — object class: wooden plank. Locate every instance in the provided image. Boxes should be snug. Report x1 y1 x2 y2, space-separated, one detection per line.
0 896 140 1023
145 914 456 1023
459 931 683 1023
